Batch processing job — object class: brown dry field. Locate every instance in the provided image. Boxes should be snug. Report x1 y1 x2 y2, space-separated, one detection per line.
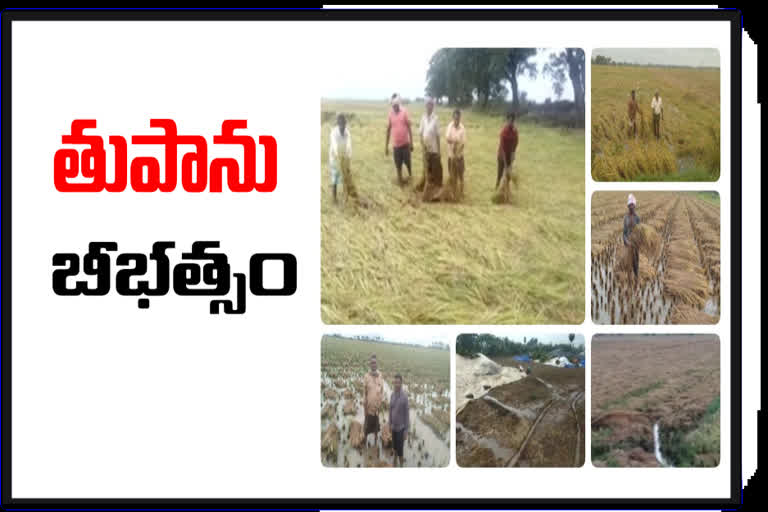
591 334 719 467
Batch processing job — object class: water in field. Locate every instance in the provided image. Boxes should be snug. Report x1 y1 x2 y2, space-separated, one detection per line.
320 371 450 468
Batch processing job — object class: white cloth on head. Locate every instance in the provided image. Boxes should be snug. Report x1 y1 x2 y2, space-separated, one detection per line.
628 193 637 206
391 94 401 106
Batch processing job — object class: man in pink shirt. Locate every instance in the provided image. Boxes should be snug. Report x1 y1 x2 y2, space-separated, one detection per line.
385 94 414 185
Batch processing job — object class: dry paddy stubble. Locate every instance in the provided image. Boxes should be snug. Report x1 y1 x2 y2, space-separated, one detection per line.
321 101 585 324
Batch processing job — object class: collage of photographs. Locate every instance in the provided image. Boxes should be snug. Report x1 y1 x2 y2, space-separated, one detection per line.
320 47 721 469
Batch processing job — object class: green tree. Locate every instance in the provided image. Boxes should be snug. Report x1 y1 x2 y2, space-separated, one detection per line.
543 48 585 113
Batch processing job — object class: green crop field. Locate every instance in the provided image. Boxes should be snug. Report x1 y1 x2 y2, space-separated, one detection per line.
591 64 720 181
321 100 585 324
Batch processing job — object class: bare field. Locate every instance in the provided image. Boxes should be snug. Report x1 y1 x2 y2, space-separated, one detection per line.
591 334 720 467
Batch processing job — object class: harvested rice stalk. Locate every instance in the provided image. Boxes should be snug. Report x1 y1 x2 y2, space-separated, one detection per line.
348 420 364 449
670 303 718 324
491 164 518 204
339 156 358 201
630 224 661 258
343 399 357 416
381 423 392 448
321 403 335 419
321 423 340 458
664 269 708 308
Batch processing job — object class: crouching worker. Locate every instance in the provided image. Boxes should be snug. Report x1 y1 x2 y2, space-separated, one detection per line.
492 111 519 204
329 113 357 204
389 373 410 467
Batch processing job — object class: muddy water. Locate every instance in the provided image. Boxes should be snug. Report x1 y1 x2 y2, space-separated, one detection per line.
592 245 672 324
321 372 450 467
456 420 516 462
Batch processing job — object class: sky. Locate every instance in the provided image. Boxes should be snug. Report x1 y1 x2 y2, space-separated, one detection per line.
593 48 720 68
321 47 574 103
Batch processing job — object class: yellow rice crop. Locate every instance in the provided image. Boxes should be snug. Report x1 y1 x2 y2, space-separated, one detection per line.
321 100 585 324
592 64 720 181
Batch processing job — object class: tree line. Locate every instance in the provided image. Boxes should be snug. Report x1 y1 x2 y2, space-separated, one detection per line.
592 55 718 70
425 48 585 113
456 333 581 360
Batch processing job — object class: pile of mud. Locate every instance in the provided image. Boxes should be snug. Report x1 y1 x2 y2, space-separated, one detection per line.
456 354 524 411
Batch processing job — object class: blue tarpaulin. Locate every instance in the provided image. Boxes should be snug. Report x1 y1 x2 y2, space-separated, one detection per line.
513 355 531 362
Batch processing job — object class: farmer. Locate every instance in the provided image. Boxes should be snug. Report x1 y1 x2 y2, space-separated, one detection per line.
651 90 664 140
623 193 641 280
417 96 443 202
627 90 640 138
363 354 384 450
439 108 466 202
385 94 414 185
328 113 355 204
493 111 519 203
389 373 410 467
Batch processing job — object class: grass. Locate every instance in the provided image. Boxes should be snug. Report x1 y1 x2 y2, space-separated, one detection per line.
660 397 720 467
591 65 720 181
321 335 450 389
321 100 585 324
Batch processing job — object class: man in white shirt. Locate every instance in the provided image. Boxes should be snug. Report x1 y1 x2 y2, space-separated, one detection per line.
417 97 443 202
328 113 355 203
651 90 663 140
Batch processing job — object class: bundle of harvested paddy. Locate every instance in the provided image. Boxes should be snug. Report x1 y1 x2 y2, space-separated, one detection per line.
348 420 364 449
630 224 661 258
670 303 718 324
321 423 340 457
343 399 357 415
323 389 338 400
339 156 359 202
437 157 463 202
381 423 392 448
491 165 518 204
663 269 709 308
321 403 335 419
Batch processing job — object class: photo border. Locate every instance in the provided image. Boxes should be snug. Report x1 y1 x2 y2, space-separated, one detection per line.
1 7 744 510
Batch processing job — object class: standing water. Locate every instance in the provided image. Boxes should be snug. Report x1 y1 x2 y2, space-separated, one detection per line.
653 422 673 467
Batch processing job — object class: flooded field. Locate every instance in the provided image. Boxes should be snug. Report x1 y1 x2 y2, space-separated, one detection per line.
591 191 720 324
591 334 720 467
456 357 585 467
320 335 450 468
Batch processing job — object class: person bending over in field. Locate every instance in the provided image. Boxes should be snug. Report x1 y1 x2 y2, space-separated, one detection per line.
417 97 444 202
438 108 466 202
623 193 641 282
385 94 414 186
329 113 355 204
492 111 519 203
651 90 664 140
627 90 640 138
363 354 384 452
389 373 410 467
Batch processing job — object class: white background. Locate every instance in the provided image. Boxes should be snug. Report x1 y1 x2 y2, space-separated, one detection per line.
9 17 755 501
